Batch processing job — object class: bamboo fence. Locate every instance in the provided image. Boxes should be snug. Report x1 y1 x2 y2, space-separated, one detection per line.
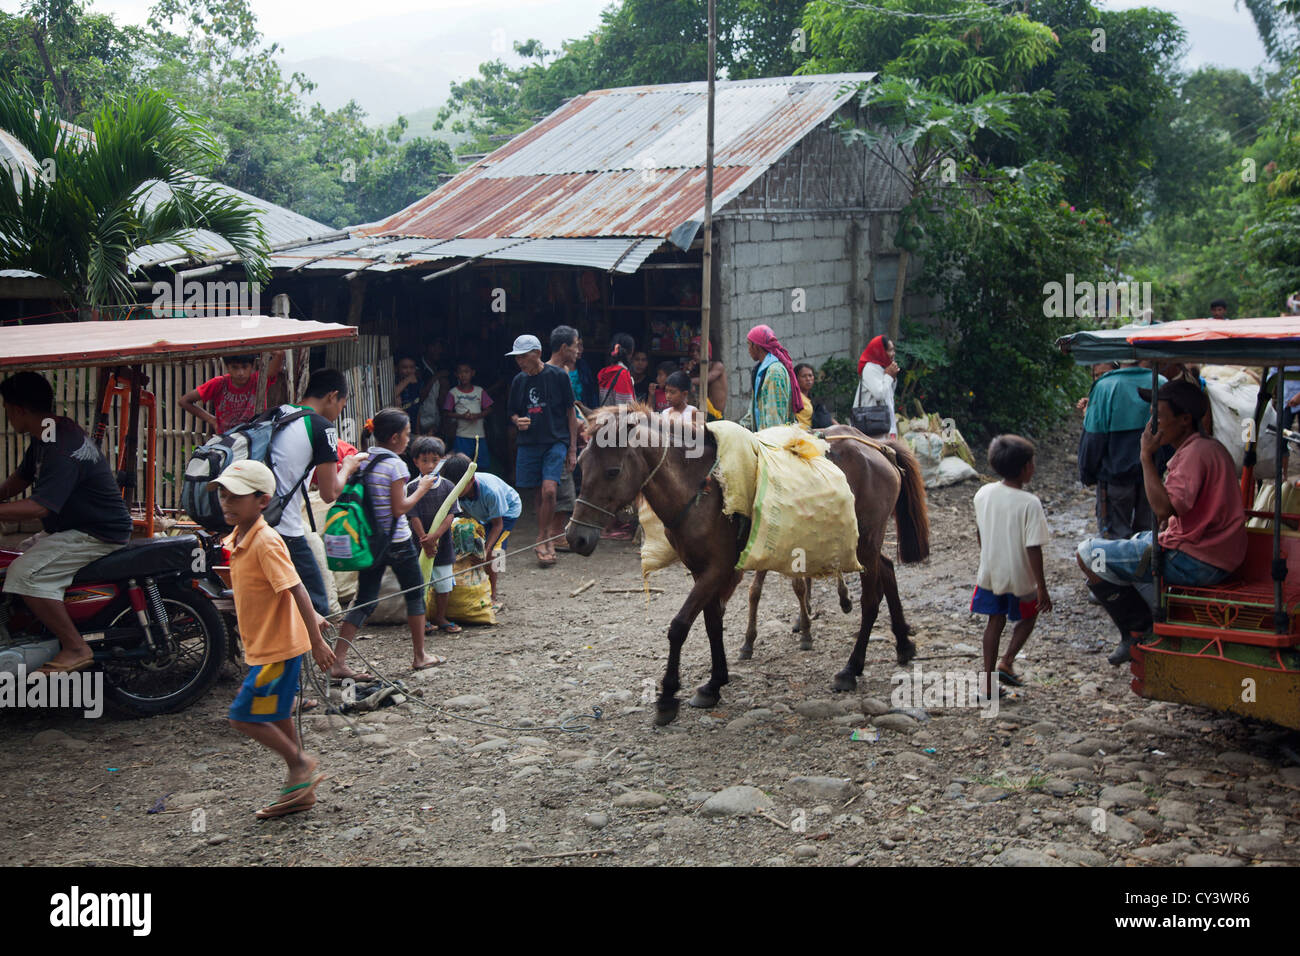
0 334 392 523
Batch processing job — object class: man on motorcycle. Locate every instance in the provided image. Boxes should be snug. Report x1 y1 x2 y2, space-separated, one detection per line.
0 372 133 672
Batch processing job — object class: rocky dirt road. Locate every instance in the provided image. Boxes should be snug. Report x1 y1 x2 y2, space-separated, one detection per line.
2 430 1297 867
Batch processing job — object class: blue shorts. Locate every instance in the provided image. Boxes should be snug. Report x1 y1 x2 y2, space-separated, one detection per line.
1077 531 1232 588
229 654 303 723
454 435 490 472
516 441 566 488
971 587 1038 622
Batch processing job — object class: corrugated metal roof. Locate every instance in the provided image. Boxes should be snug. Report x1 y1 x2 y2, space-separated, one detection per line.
364 74 875 248
267 74 877 276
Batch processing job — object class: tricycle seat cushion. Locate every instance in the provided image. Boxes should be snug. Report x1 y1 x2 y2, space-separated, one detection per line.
71 535 201 584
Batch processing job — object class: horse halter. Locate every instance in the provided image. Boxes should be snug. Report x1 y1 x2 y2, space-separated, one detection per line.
569 441 672 532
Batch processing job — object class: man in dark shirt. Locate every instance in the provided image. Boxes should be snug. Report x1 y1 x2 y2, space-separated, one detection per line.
506 334 576 566
0 372 133 672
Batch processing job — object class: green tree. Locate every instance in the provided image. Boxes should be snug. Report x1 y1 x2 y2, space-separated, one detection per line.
913 162 1111 438
837 75 1024 340
0 84 268 312
0 0 146 121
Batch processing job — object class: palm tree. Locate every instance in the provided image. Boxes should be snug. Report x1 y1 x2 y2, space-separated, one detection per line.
0 83 269 316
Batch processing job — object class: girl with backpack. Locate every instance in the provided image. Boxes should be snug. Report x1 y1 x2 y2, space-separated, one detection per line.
330 407 447 678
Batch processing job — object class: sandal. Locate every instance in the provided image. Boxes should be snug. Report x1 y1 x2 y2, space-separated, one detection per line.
997 667 1025 687
412 655 448 671
256 772 325 819
437 622 463 634
36 654 94 674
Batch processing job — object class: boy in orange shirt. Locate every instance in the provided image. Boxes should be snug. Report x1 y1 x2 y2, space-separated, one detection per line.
212 460 336 819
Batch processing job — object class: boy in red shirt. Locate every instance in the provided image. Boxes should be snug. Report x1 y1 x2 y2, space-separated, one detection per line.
179 352 284 434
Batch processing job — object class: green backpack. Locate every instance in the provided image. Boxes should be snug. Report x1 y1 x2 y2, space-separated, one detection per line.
323 451 399 572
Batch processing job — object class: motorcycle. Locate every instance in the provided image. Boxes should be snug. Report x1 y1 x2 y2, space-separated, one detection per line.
0 530 230 716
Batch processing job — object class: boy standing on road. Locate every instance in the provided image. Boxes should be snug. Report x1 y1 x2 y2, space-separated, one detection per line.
971 435 1052 698
214 460 334 820
505 334 576 567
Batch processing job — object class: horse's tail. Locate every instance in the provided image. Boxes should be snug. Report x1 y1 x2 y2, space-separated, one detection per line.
887 438 930 563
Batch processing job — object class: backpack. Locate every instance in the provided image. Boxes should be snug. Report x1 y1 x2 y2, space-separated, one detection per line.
181 407 314 533
322 449 400 572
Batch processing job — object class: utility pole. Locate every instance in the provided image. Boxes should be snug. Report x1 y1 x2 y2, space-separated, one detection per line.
699 0 716 417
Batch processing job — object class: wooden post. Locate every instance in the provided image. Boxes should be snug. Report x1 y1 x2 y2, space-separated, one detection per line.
699 0 716 416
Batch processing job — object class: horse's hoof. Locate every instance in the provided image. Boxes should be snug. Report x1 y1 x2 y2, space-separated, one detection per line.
831 671 857 693
798 639 814 651
653 702 679 726
689 690 720 709
839 597 852 613
896 639 917 666
738 643 753 661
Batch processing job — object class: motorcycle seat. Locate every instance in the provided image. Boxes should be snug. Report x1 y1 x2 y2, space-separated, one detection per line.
71 534 202 584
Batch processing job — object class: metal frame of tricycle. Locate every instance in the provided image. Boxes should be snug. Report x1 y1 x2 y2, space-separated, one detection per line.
1058 316 1300 728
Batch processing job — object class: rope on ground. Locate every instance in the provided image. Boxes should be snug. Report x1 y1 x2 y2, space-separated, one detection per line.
314 635 602 736
320 530 572 622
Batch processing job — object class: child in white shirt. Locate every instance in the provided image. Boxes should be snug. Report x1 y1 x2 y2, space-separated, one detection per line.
971 434 1052 698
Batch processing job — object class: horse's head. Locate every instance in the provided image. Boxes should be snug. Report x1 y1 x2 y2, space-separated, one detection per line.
566 404 661 556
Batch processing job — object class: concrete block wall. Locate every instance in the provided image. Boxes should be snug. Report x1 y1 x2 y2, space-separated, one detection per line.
716 215 870 417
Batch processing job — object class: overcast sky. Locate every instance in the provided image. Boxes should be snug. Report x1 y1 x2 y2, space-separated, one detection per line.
0 0 1272 120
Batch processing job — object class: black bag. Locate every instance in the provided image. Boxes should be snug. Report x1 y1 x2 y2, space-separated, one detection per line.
850 404 892 436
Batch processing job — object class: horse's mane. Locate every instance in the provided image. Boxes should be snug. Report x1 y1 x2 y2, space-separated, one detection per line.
582 401 659 440
581 402 712 452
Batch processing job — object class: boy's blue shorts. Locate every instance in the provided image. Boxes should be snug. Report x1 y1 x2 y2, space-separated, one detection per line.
515 441 566 488
229 654 303 722
970 587 1038 622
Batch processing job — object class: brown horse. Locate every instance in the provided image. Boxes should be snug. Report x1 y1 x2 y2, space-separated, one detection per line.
566 406 929 726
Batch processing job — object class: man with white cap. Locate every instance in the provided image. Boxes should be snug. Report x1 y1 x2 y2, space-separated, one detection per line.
505 334 576 567
212 459 335 819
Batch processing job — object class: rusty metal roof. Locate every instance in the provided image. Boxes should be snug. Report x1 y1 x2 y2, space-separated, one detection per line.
361 74 874 251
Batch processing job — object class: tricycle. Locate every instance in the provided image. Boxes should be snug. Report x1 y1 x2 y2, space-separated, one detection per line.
1059 316 1300 730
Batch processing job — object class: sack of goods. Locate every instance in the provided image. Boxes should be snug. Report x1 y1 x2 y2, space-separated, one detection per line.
896 409 977 489
441 517 496 625
638 421 860 578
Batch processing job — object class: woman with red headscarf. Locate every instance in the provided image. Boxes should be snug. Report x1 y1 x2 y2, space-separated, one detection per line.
746 325 803 430
855 335 899 438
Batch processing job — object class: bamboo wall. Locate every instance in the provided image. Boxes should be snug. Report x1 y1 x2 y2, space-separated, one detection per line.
0 334 391 522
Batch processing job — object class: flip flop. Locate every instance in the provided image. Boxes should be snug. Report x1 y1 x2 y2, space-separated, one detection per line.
36 655 94 674
412 655 448 671
256 773 326 819
997 668 1025 687
279 770 326 796
437 622 463 634
296 697 321 713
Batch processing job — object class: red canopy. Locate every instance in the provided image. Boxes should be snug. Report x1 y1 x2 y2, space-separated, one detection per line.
0 316 356 371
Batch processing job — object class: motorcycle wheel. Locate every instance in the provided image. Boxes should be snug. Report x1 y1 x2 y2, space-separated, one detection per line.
101 581 228 717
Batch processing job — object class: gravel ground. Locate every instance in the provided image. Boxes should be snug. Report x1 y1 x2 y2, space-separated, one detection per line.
2 428 1298 867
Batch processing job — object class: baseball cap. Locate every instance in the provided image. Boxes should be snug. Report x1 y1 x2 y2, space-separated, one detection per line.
1136 380 1209 420
506 334 542 356
207 459 277 496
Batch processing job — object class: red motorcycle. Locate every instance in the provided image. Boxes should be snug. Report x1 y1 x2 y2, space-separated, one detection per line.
0 531 229 716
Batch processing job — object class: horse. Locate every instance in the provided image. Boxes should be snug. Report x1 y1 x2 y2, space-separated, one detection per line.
565 405 930 726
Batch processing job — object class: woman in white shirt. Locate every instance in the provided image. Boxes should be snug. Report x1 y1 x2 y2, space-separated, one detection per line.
854 335 899 438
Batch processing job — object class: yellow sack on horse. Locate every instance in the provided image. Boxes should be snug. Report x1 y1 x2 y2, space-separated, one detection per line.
737 425 861 576
639 497 680 574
